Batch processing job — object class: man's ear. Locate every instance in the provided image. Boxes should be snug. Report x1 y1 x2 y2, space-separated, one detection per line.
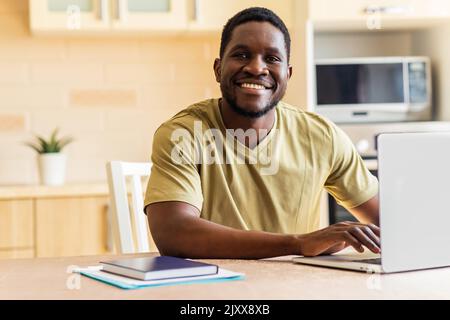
288 64 293 80
213 58 221 83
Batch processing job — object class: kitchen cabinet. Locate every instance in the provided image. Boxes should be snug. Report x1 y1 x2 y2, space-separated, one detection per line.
29 0 110 33
188 0 294 32
30 0 188 34
309 0 450 31
29 0 294 34
35 196 110 258
111 0 188 31
0 200 34 258
0 184 114 259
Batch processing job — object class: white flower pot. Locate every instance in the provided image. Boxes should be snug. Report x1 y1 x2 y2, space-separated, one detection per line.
38 153 67 186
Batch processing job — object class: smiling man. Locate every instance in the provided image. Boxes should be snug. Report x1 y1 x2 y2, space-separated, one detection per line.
144 7 380 259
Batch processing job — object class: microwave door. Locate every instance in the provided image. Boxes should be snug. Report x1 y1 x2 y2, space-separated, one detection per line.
315 63 405 106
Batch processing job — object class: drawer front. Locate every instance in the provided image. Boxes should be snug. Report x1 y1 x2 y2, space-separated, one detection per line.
35 196 110 258
0 200 34 249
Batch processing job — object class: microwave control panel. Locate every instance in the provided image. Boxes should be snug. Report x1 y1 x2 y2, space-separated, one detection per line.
408 61 428 104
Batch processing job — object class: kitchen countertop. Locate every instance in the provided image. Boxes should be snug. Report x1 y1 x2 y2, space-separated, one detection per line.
0 183 110 200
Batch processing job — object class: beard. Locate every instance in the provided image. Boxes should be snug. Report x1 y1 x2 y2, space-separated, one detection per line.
222 93 278 119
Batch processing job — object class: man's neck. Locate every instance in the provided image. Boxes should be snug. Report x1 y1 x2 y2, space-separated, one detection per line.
219 99 276 149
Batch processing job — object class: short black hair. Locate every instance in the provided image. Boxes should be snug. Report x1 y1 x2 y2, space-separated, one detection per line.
219 7 291 62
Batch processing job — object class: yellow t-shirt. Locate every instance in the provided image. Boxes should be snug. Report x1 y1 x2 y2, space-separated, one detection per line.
144 98 378 234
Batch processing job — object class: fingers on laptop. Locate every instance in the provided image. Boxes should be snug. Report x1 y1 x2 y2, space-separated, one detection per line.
337 222 381 253
340 232 364 253
342 221 380 236
347 226 381 253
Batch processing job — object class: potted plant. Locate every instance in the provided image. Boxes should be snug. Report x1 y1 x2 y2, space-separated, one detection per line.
25 128 74 186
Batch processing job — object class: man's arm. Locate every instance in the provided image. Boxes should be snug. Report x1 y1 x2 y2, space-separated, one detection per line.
348 194 380 226
146 201 299 259
147 201 381 259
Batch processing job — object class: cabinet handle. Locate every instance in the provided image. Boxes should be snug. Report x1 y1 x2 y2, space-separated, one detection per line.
99 0 107 21
116 0 126 21
193 0 199 22
363 5 411 15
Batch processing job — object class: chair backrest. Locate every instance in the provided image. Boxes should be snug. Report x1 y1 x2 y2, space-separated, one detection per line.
106 161 153 254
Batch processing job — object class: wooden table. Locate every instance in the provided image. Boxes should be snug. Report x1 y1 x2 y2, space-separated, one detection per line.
1 252 450 299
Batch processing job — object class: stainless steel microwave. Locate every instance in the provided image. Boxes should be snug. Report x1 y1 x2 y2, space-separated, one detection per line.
314 57 432 123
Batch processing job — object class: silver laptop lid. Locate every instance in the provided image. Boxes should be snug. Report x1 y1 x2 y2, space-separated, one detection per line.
378 132 450 273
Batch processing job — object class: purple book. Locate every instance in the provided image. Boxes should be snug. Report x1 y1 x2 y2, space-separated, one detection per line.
100 256 218 281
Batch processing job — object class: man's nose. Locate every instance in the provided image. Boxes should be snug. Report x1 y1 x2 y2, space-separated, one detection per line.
243 56 269 76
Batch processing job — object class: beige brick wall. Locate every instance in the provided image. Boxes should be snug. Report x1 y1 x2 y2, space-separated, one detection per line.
0 0 221 184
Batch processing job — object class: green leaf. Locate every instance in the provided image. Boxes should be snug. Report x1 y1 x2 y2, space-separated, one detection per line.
24 128 74 154
24 142 43 154
48 140 58 152
36 136 49 153
49 128 59 147
58 137 74 151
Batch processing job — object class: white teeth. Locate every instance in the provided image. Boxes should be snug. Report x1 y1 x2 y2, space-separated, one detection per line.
240 83 266 90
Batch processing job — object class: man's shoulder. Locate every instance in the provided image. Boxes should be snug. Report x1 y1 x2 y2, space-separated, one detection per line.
277 101 336 137
156 99 217 135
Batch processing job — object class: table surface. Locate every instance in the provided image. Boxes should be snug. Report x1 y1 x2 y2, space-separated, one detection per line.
2 251 450 300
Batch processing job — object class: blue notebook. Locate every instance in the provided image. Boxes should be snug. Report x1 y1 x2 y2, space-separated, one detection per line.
76 266 245 290
100 256 218 281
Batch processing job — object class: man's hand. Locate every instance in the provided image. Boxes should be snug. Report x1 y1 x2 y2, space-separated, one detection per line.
297 221 381 257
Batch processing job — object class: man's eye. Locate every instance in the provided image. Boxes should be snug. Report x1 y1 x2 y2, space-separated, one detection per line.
233 53 248 59
266 56 280 63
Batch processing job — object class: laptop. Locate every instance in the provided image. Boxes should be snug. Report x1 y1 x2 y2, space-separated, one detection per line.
293 132 450 273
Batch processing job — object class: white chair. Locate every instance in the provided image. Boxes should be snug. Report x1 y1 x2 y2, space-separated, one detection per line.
106 161 154 254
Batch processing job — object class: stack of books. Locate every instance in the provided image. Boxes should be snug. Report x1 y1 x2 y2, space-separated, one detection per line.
75 256 244 290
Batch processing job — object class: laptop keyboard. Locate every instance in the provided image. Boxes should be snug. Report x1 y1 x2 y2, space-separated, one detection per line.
353 258 382 265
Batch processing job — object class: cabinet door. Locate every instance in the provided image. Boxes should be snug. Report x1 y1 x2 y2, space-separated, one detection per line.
35 196 110 258
189 0 294 32
310 0 450 30
111 0 188 31
0 200 34 258
29 0 110 33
